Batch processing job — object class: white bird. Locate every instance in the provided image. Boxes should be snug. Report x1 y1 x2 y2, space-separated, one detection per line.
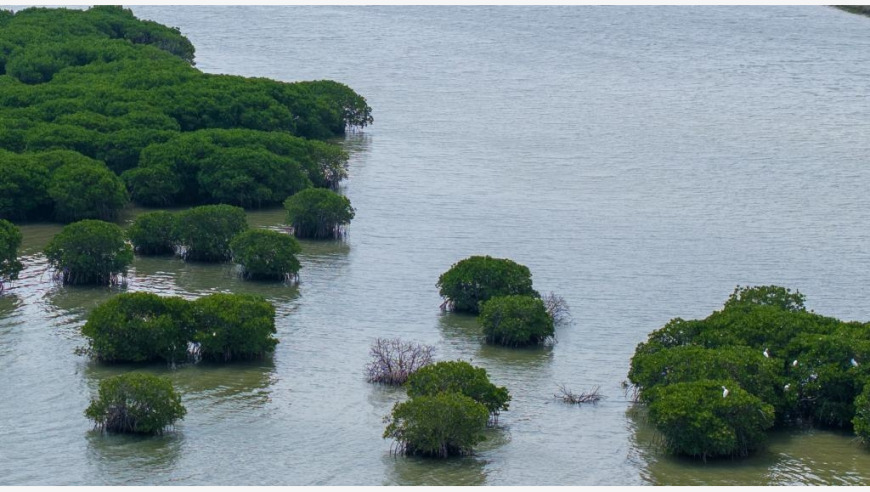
784 384 790 391
851 358 859 367
722 386 729 398
792 359 799 367
763 348 770 358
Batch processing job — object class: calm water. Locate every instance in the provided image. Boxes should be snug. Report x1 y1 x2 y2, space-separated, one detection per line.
2 6 870 485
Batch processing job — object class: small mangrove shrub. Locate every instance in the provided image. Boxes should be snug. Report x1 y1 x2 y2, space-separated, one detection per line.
127 211 177 255
85 373 186 435
81 292 195 363
384 392 489 458
407 360 510 419
283 188 354 239
173 204 248 262
44 220 133 285
437 255 538 314
647 380 775 460
479 295 554 347
0 219 23 291
229 229 301 281
192 293 278 362
366 337 434 385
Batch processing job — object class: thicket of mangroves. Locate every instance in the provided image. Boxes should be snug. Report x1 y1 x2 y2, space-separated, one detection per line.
0 6 372 222
629 286 870 460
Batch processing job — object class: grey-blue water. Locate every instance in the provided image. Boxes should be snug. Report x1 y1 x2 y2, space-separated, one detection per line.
2 6 870 485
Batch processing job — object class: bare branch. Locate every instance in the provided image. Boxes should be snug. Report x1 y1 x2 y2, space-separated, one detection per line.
366 337 435 385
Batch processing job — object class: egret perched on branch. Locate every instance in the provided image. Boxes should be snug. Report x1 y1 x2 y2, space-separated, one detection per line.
763 348 770 358
722 386 729 398
784 384 790 391
851 358 859 367
792 359 799 367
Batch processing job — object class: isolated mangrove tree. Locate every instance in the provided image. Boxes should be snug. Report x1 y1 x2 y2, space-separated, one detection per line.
127 210 177 255
0 219 23 291
479 294 554 347
437 255 538 314
173 204 247 262
230 229 301 281
44 219 133 285
85 372 186 435
284 188 354 239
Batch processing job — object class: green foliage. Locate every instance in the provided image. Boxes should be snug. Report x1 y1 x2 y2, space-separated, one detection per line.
437 256 538 314
407 360 510 418
0 219 23 283
0 151 51 220
629 285 870 458
384 392 489 458
48 162 128 222
84 372 186 435
43 219 132 285
81 292 194 363
127 210 177 255
0 7 370 222
173 204 247 262
647 380 775 460
229 229 301 281
722 285 806 313
192 293 278 362
479 295 554 347
854 383 870 444
283 188 354 239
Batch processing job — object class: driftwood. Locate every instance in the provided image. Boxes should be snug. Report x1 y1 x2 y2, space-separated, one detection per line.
366 337 434 385
556 384 604 405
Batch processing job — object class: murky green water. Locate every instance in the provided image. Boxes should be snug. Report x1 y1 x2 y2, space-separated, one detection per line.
3 5 870 485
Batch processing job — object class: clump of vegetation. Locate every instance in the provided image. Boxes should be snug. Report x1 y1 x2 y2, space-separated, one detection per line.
647 380 775 460
0 219 23 292
283 188 354 239
437 256 538 314
80 292 278 364
81 292 194 363
365 338 435 385
44 219 133 285
0 7 371 222
854 383 870 444
406 360 510 420
479 295 554 347
192 293 277 362
127 210 177 255
173 204 247 262
230 229 301 282
628 285 870 459
48 162 128 222
555 384 603 405
384 392 489 458
85 372 186 435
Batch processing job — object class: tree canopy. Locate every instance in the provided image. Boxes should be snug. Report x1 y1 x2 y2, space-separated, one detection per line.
85 372 186 435
437 256 539 314
230 229 301 281
284 188 354 240
0 219 23 286
43 219 133 285
0 6 371 222
628 285 870 459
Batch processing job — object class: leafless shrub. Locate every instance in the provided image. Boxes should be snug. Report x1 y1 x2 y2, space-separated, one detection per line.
543 292 571 325
621 380 641 403
556 384 604 405
366 338 435 385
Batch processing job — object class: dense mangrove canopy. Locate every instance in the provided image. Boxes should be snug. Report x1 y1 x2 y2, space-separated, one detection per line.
628 285 870 459
0 6 371 222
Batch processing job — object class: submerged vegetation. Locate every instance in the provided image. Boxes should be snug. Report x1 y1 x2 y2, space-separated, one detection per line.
0 6 369 223
44 219 133 285
81 292 278 363
628 285 870 459
0 219 23 291
85 373 186 435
